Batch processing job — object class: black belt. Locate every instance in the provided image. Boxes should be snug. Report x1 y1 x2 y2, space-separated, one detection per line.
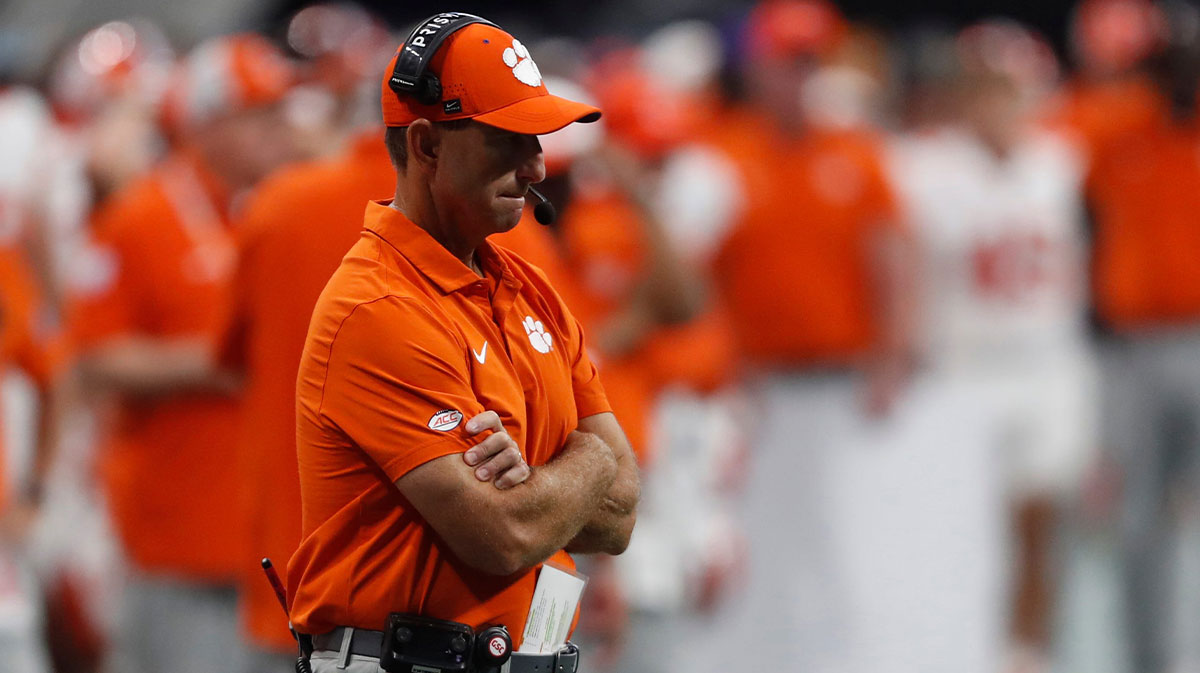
311 627 580 673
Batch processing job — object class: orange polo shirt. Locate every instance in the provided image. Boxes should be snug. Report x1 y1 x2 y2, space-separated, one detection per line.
70 150 243 581
705 108 899 368
288 202 611 639
1088 103 1200 329
1051 75 1160 159
225 133 394 651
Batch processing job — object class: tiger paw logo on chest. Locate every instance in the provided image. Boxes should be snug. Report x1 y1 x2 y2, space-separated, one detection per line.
523 315 553 353
501 39 542 87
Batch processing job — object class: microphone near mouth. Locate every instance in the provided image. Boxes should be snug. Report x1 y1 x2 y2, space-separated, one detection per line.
528 187 557 226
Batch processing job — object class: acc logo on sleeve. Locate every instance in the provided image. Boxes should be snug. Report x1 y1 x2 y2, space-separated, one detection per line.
427 409 464 432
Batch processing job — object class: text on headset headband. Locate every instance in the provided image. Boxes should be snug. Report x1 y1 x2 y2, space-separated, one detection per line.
389 12 500 104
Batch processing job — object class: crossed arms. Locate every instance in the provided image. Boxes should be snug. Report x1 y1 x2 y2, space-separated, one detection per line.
314 295 639 577
396 410 640 577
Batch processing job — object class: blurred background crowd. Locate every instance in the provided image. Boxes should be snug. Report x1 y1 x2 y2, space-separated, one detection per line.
0 0 1198 672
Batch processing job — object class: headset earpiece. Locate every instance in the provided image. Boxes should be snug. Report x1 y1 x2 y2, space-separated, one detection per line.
415 76 442 106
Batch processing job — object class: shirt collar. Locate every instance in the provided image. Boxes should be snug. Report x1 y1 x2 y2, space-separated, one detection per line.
363 200 515 295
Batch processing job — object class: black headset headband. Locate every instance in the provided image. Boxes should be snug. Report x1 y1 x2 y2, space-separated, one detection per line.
388 12 500 96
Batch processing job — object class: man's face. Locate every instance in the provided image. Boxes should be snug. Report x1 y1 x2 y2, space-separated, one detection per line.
430 121 546 239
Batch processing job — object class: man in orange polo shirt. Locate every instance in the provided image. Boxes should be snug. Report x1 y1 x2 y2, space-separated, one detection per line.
69 34 297 673
666 3 916 672
288 14 638 673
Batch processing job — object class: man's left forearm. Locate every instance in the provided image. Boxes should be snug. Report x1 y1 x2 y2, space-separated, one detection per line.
564 413 640 555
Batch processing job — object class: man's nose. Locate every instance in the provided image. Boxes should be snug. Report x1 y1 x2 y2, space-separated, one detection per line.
516 136 546 185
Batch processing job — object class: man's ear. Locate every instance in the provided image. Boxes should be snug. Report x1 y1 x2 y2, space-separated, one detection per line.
407 118 439 174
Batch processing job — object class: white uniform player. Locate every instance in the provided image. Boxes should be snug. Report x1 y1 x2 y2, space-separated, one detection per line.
893 126 1097 496
844 125 1099 673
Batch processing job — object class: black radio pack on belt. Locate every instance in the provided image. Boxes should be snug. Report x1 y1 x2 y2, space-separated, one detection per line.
379 613 512 673
388 12 500 105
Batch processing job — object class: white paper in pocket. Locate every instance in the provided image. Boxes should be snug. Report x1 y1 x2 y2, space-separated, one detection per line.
518 562 588 654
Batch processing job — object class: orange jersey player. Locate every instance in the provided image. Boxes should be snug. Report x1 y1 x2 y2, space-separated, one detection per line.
703 112 905 370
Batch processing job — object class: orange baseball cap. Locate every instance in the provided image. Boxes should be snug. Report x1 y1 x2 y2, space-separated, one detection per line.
380 21 601 133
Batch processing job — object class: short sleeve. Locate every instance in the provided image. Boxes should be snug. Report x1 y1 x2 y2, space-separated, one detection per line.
318 297 488 482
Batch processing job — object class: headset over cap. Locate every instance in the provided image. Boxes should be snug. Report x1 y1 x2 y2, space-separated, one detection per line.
381 12 601 134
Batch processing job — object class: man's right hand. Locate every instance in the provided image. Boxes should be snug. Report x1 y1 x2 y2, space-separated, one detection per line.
463 411 531 489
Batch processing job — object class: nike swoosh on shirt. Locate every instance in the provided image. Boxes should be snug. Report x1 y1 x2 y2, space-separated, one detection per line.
473 341 488 364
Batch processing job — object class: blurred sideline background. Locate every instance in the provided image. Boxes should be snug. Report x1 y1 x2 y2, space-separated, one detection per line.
1 0 1198 672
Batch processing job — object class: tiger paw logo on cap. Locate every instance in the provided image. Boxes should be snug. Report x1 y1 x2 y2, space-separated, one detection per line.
501 39 542 87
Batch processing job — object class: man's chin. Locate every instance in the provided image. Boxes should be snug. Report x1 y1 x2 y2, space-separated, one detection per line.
492 209 523 234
